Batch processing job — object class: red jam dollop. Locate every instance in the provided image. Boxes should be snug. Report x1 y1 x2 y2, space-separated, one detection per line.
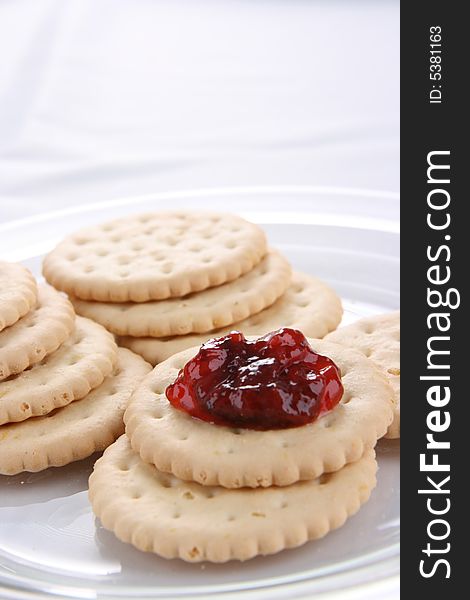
165 328 343 430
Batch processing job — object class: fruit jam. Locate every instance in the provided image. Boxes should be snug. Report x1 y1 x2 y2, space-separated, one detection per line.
165 328 343 430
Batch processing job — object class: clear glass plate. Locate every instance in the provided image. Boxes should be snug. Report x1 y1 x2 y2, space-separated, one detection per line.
0 187 400 599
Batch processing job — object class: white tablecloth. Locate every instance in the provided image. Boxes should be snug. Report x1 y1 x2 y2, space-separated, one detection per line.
0 0 399 223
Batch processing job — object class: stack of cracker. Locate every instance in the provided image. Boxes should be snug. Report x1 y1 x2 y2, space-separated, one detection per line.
42 211 343 365
88 337 395 563
37 210 401 562
0 261 151 476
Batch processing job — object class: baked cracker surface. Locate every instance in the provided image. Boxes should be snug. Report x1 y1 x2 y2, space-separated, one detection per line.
124 339 393 488
70 250 291 337
43 211 268 302
89 435 377 563
325 311 400 439
0 285 75 381
0 348 151 475
119 272 342 364
0 261 38 332
0 316 118 425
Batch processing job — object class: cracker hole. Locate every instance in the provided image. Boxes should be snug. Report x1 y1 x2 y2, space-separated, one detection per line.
319 473 333 485
188 547 200 559
183 491 194 500
225 240 237 249
202 256 212 264
83 266 95 273
178 435 189 441
227 448 235 454
132 243 144 252
189 245 203 253
161 262 173 274
151 383 166 395
118 256 131 265
227 515 236 522
96 249 109 257
166 238 178 247
102 224 115 232
131 491 142 499
387 367 401 376
280 441 291 448
280 501 289 509
173 512 181 519
251 511 266 518
75 238 90 246
120 270 130 278
110 234 122 243
67 254 78 261
21 402 30 412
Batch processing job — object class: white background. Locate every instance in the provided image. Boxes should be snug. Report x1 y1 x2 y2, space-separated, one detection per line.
0 0 399 223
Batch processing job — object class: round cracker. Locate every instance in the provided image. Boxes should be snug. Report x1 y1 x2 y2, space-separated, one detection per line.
0 261 38 332
90 436 377 563
0 316 118 425
325 311 400 439
42 211 267 302
0 285 75 381
69 250 292 337
119 272 343 364
0 348 151 475
124 339 393 488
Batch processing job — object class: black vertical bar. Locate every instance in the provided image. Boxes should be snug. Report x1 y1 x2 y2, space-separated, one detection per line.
401 1 465 595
